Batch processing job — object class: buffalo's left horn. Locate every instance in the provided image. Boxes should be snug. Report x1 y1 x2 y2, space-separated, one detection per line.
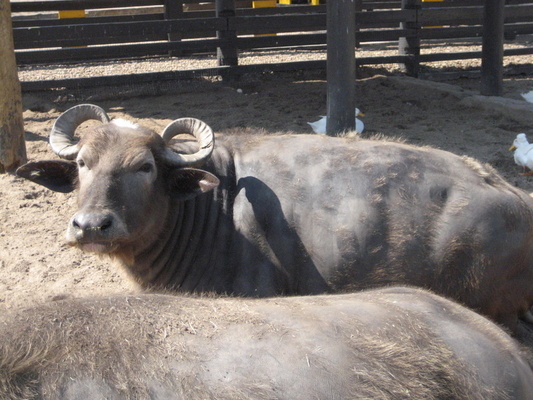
161 118 214 167
50 104 111 160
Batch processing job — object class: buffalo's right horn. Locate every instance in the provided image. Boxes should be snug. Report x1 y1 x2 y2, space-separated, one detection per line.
161 118 214 167
50 104 111 160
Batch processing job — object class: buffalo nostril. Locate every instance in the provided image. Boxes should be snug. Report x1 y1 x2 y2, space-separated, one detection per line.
100 217 112 231
72 213 114 233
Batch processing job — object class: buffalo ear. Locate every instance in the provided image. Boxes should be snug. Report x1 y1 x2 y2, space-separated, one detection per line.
16 160 78 193
168 168 220 201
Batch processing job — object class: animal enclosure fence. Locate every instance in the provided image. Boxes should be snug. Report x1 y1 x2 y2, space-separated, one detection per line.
11 0 533 91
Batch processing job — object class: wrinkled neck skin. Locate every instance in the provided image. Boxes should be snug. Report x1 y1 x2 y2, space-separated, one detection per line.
112 147 238 294
112 187 231 293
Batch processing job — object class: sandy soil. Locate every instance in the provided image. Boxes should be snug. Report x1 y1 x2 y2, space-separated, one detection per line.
3 67 533 312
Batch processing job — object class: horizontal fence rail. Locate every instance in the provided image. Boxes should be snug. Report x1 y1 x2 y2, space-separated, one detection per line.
10 0 533 90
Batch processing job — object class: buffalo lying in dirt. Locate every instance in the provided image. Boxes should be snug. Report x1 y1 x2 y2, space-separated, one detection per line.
16 104 533 332
1 287 533 400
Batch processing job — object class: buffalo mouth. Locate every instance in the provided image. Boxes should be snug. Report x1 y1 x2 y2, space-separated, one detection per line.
67 238 119 254
79 242 116 253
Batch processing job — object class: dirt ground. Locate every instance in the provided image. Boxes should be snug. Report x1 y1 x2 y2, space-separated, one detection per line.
3 67 533 312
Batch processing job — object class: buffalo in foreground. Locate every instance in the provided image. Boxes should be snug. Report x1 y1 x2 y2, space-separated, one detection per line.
16 104 533 332
1 287 533 400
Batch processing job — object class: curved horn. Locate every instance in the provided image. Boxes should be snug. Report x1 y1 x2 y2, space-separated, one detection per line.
161 118 214 167
49 104 111 160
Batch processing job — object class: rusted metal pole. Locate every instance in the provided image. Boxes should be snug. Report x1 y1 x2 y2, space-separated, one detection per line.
481 0 505 96
326 0 356 136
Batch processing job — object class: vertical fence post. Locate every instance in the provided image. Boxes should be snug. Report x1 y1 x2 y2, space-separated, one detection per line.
216 0 238 80
326 0 356 136
481 0 504 96
164 0 183 56
0 0 26 172
398 0 420 77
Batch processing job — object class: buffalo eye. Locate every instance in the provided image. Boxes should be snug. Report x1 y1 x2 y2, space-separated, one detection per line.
138 163 154 173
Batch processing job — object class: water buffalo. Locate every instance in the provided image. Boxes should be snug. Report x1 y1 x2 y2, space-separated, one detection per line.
1 287 532 400
16 104 533 332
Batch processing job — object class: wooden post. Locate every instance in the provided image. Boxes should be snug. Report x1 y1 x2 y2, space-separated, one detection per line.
216 0 238 80
164 0 184 56
398 0 420 77
0 0 26 173
481 0 505 96
326 0 356 136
